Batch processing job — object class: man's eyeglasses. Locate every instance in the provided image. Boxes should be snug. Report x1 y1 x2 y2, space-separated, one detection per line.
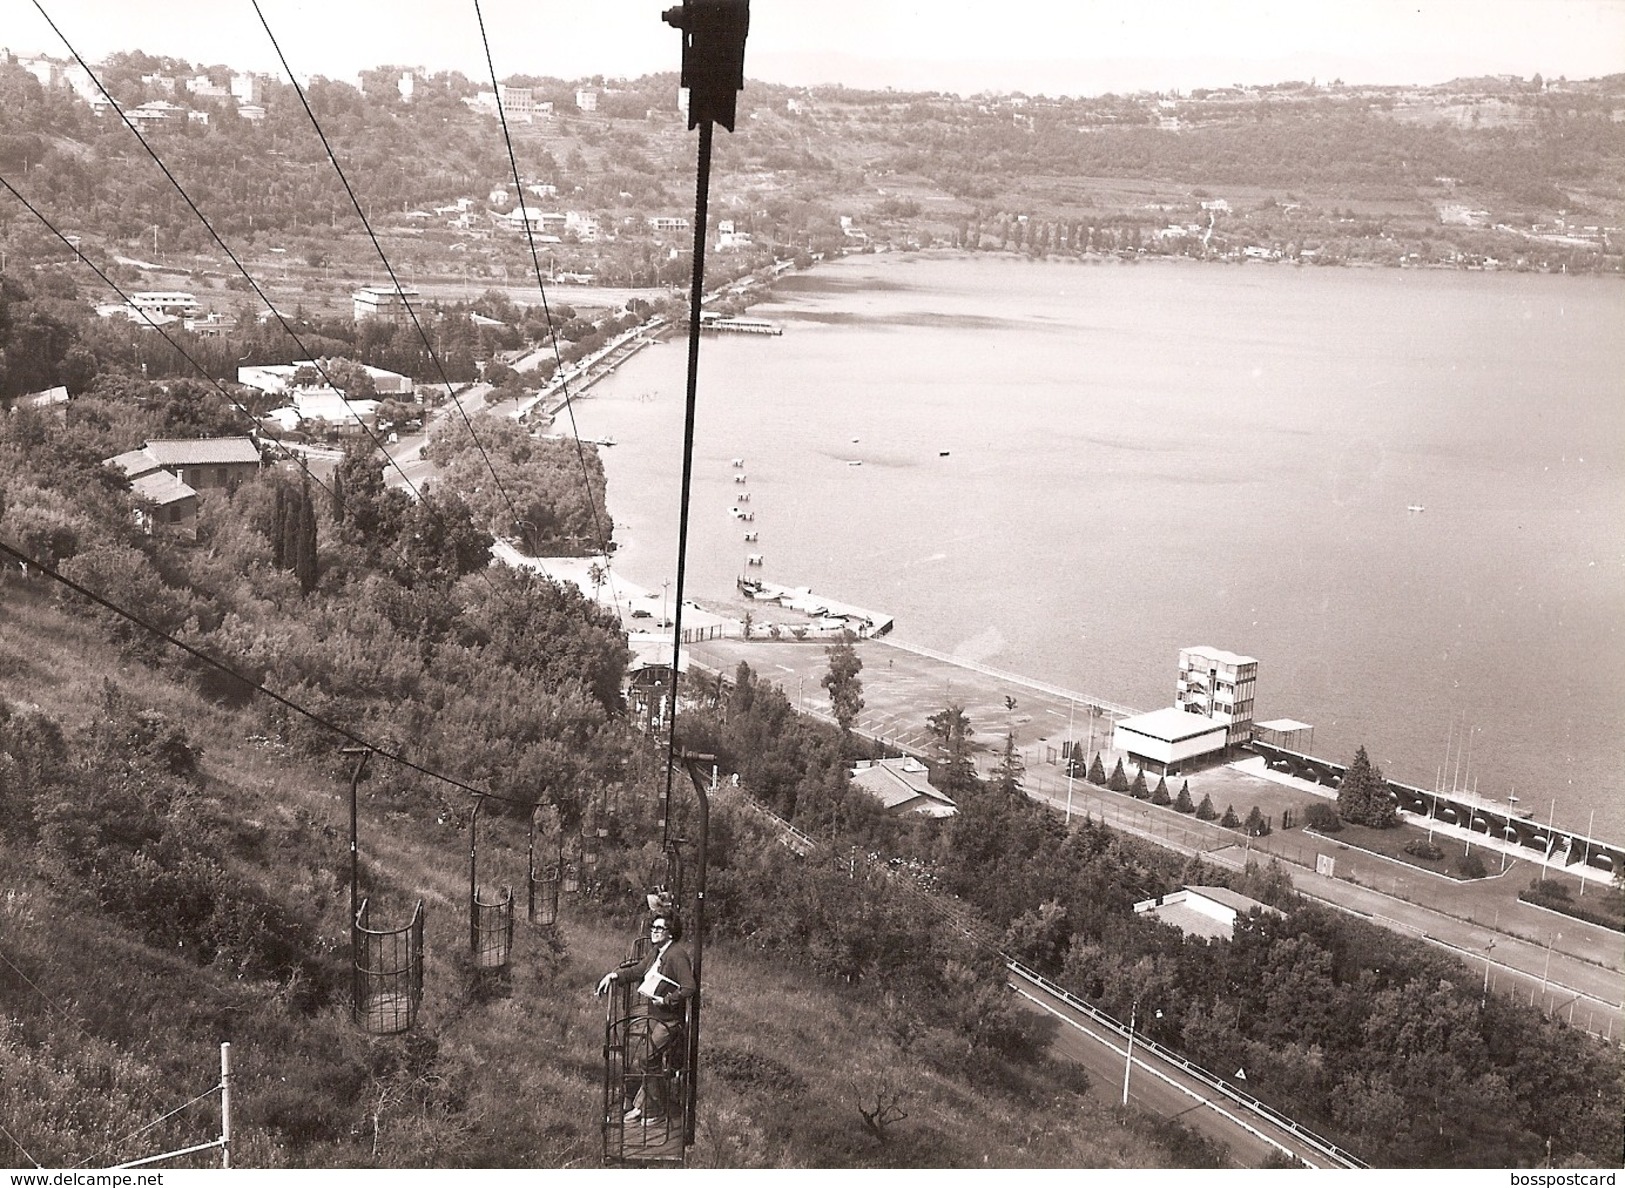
650 924 668 933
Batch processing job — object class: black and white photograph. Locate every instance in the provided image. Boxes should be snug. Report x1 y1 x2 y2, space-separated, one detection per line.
0 0 1621 1173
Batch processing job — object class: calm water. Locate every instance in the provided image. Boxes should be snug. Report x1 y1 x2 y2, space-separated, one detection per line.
568 253 1625 840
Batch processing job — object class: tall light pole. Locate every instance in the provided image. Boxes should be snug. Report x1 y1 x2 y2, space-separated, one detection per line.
1121 999 1138 1108
1578 808 1595 897
1540 931 1561 1009
1065 698 1076 825
1481 939 1496 1007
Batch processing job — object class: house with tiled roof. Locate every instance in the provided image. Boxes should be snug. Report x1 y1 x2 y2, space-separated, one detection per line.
105 437 263 537
109 437 263 492
127 470 199 538
849 757 957 818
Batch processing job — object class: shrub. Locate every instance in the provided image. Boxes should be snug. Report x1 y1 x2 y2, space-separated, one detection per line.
1151 776 1171 806
1244 806 1270 837
1195 793 1217 821
1130 768 1150 800
1107 758 1129 792
1303 803 1342 833
1525 878 1572 903
1405 837 1444 861
1087 753 1107 785
1457 851 1488 879
1220 804 1241 829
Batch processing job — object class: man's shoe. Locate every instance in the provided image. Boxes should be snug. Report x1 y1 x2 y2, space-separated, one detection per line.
623 1107 641 1122
641 1115 667 1127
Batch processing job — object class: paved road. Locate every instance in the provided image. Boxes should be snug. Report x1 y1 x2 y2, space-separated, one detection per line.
1009 969 1355 1168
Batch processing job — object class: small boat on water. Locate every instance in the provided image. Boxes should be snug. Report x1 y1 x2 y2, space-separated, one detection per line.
1407 504 1425 513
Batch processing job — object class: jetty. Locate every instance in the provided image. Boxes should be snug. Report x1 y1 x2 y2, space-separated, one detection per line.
735 577 892 637
699 313 782 336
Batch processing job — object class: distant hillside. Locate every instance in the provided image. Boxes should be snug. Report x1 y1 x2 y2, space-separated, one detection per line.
1 53 1621 295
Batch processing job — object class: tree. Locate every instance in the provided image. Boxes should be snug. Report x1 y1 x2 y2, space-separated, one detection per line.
1130 767 1150 800
1151 775 1171 806
1244 806 1270 837
1195 793 1218 821
1107 757 1129 792
990 731 1024 798
926 705 977 794
1338 745 1397 828
1173 781 1194 813
821 630 864 735
1220 804 1241 829
1087 753 1107 786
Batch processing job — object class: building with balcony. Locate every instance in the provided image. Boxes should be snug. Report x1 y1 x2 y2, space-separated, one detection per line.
1176 645 1257 749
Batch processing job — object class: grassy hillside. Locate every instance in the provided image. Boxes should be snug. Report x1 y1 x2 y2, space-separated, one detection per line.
0 581 1214 1169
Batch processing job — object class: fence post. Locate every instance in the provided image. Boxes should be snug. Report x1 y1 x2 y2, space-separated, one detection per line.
220 1042 232 1169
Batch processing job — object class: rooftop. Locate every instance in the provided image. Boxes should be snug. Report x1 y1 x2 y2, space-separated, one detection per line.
849 757 957 817
1116 705 1229 743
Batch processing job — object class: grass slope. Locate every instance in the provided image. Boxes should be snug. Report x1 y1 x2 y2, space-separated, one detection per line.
1 581 1209 1168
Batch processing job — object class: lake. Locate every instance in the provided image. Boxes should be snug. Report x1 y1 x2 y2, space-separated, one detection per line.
564 252 1625 841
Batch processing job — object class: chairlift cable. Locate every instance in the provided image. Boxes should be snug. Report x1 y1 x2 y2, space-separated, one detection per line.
250 0 532 547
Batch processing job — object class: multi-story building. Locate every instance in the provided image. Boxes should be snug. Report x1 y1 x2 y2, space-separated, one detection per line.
1111 645 1259 776
1177 645 1257 749
352 284 420 324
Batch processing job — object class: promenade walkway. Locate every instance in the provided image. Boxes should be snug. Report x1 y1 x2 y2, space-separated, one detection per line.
682 633 1625 1041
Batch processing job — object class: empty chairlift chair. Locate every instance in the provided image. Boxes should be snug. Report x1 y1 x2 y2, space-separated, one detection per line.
528 804 564 929
468 796 515 970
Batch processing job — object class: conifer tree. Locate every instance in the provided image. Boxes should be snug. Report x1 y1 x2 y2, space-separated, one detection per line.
1220 804 1241 829
1108 757 1129 792
1173 781 1194 813
1152 775 1171 806
1087 753 1107 786
1337 745 1397 827
1130 767 1149 799
295 485 319 594
1195 792 1217 821
1244 805 1270 836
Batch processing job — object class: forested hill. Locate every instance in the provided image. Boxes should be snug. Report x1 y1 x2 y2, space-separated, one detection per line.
2 51 1622 289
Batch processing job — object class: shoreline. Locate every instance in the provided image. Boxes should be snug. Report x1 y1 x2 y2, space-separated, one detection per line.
528 250 1624 843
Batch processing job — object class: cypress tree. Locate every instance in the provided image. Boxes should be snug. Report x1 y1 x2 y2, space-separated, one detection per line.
1130 767 1150 799
1173 781 1194 813
1152 775 1171 806
295 485 319 594
280 488 300 577
1087 753 1108 786
1244 806 1269 836
1108 757 1130 792
270 486 287 570
1220 804 1241 829
1195 793 1217 821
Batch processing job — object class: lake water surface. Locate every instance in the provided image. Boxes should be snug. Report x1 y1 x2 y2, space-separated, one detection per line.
566 253 1625 840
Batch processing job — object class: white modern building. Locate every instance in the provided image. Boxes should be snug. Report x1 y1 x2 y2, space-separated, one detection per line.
1112 707 1229 778
1177 645 1257 749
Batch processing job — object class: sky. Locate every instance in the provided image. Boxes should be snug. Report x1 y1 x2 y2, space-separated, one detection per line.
6 0 1625 97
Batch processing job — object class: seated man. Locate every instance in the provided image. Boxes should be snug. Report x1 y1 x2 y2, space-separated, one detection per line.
596 912 696 1127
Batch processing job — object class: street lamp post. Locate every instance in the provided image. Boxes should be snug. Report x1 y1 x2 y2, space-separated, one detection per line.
1540 931 1561 1009
1121 999 1138 1108
1064 698 1076 826
1481 939 1496 1007
1121 1001 1160 1108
